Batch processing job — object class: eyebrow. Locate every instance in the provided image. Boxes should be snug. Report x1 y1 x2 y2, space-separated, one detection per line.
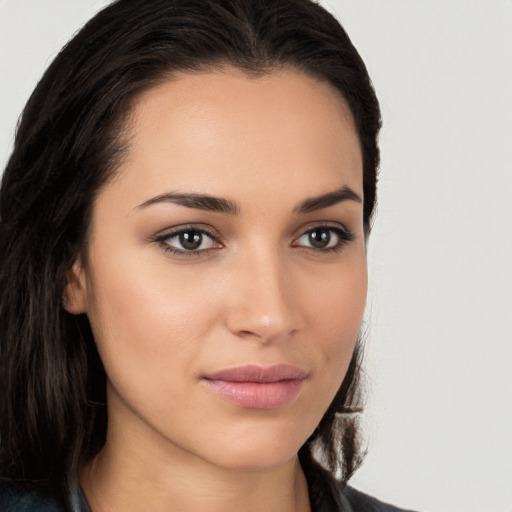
137 192 239 214
136 185 361 215
294 186 362 214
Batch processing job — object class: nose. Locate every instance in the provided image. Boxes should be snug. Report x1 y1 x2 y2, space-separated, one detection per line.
225 246 301 344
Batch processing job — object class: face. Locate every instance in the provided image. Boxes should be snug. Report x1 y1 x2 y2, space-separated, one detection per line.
66 67 367 472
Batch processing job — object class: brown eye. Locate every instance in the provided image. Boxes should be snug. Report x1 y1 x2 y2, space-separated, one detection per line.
159 228 217 253
308 228 332 248
179 230 203 250
294 225 354 251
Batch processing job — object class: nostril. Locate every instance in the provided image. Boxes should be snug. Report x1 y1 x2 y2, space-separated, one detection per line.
237 330 258 339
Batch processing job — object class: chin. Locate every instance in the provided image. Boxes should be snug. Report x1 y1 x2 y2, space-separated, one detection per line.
212 447 300 472
195 421 311 472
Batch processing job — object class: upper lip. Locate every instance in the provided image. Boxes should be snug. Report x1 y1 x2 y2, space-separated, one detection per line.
204 364 308 383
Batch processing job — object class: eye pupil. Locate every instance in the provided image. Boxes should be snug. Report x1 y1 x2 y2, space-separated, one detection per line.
179 230 202 250
309 228 331 248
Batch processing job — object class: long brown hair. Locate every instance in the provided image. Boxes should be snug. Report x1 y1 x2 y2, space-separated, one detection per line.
0 0 381 506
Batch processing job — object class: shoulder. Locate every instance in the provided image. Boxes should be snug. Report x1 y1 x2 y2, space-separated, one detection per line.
342 486 419 512
0 479 66 512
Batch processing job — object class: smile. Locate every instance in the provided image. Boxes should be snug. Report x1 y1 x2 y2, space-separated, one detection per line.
202 364 308 409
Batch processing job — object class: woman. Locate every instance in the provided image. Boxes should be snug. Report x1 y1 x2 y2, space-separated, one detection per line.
0 0 414 510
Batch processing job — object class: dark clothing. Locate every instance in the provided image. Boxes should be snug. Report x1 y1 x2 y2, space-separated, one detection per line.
0 470 417 512
304 461 417 512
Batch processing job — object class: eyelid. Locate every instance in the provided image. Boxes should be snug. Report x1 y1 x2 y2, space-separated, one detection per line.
154 223 220 238
291 222 355 251
153 224 223 256
292 220 353 238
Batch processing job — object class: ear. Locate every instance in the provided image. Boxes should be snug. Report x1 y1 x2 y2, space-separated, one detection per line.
63 260 88 314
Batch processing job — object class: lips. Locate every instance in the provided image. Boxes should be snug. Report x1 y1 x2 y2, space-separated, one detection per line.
205 364 308 383
202 364 307 409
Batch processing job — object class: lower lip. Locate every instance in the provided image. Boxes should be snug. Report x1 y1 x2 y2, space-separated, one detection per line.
203 379 304 409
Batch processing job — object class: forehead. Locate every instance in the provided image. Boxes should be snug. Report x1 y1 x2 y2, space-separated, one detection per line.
105 67 363 209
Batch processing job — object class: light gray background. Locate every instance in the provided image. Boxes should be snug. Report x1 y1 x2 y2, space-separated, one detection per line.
1 1 511 511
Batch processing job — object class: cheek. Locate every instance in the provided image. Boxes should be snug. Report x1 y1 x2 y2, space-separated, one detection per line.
82 250 221 396
308 253 366 334
303 256 367 387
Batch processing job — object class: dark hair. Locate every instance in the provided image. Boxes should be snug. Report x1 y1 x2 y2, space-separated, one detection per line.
0 0 381 505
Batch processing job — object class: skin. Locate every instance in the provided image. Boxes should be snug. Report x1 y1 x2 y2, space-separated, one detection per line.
66 67 367 512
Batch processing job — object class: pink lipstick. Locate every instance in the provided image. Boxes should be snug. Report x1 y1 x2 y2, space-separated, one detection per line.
203 364 307 409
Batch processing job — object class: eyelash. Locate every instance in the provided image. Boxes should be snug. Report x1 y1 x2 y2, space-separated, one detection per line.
153 223 355 257
292 224 355 253
153 225 221 257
